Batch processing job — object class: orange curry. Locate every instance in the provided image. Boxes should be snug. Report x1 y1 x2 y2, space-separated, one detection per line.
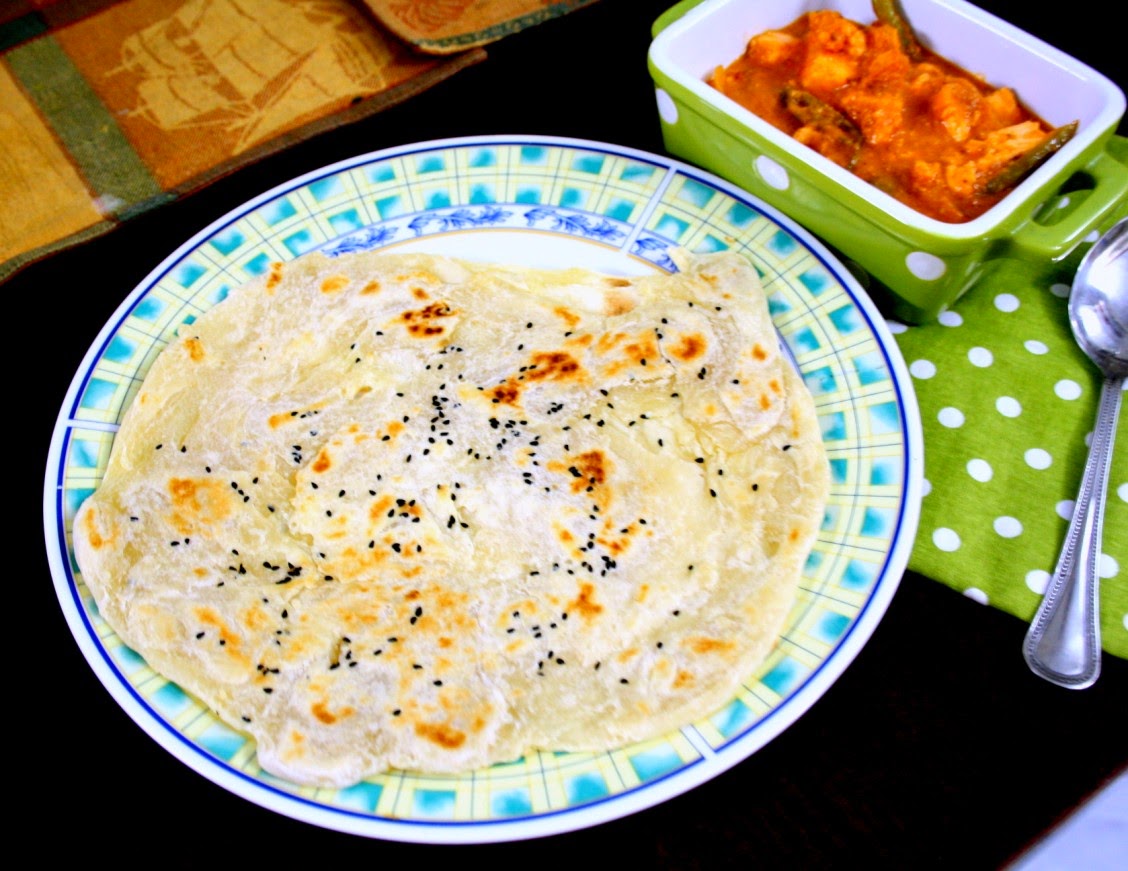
710 8 1072 223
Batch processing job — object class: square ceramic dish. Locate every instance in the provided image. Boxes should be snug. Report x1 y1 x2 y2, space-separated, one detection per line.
649 0 1128 321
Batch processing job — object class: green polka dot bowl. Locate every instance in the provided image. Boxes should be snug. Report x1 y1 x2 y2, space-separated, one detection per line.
649 0 1128 323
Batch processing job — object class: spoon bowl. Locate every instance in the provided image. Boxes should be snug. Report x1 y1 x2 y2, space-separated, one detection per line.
1023 215 1128 689
1069 222 1128 378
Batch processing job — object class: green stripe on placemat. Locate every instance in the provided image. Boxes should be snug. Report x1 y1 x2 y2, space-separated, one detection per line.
5 35 164 213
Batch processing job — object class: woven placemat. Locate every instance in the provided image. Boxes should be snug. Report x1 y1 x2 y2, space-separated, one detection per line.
0 0 596 282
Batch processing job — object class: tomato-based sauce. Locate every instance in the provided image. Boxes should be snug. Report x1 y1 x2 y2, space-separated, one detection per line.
711 10 1067 223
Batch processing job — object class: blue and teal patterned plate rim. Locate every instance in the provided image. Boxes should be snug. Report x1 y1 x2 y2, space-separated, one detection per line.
44 135 923 843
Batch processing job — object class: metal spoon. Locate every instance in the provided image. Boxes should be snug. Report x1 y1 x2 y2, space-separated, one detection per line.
1023 216 1127 689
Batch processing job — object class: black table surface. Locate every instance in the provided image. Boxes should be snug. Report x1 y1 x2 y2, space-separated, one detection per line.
22 1 1126 865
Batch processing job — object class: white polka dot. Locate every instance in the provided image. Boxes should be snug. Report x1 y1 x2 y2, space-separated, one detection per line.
1055 379 1082 400
938 310 963 327
1025 339 1049 355
968 346 993 367
995 293 1020 312
755 155 790 190
1025 570 1050 594
994 516 1023 537
938 407 965 428
1099 554 1119 579
1123 613 1128 632
1119 482 1128 502
996 396 1022 417
885 319 908 334
933 528 960 551
655 88 678 124
1056 500 1075 520
921 477 932 497
906 251 947 281
1049 282 1070 298
910 359 937 379
967 458 993 482
964 587 989 604
1024 448 1052 470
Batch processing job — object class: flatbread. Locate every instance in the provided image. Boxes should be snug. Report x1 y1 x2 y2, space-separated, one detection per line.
73 248 829 787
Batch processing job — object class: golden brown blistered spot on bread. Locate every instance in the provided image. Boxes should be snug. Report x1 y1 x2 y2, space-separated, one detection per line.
194 607 249 665
497 599 539 627
554 306 581 327
267 403 325 430
311 448 332 474
399 301 455 338
183 337 205 362
486 381 522 407
601 333 660 377
395 269 441 284
360 279 381 295
595 331 624 354
240 604 271 631
567 582 604 621
168 478 235 531
412 287 429 300
524 350 584 384
669 333 707 362
604 289 635 316
569 450 609 493
311 699 355 724
596 519 636 557
415 721 466 749
375 420 405 442
685 637 735 655
265 261 284 291
367 494 394 522
320 275 349 293
673 669 695 689
751 343 769 361
79 506 112 549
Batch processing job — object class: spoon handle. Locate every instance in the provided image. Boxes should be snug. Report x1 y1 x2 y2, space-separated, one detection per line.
1023 375 1122 689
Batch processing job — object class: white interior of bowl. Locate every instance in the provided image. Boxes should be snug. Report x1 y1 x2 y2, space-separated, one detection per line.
651 0 1125 238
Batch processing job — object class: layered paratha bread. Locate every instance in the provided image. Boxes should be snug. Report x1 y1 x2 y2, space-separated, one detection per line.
74 247 829 787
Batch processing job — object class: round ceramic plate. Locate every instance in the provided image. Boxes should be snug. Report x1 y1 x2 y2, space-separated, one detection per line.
45 135 922 843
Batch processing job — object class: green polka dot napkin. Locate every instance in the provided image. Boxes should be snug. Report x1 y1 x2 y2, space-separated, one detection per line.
890 259 1127 660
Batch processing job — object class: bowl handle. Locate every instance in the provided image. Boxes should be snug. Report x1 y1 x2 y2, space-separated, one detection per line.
1006 136 1128 264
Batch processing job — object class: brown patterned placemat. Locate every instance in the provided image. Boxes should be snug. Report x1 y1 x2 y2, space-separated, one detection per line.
0 0 596 282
